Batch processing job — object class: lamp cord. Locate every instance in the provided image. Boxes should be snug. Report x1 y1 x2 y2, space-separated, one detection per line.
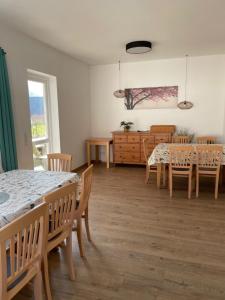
184 54 188 103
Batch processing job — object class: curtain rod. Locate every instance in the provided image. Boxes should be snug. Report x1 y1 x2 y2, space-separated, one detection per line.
0 47 6 54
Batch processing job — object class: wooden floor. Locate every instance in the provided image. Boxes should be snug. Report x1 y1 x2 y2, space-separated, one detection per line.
16 164 225 300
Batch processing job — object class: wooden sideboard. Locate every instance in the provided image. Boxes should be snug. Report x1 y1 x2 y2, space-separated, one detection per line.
112 125 176 165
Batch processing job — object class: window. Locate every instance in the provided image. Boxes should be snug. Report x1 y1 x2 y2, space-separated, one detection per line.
27 71 60 170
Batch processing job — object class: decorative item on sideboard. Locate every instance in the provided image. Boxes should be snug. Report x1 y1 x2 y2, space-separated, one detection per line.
174 128 194 143
120 121 134 132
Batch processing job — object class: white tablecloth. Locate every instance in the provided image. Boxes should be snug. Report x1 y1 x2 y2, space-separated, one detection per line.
148 143 225 166
0 170 79 229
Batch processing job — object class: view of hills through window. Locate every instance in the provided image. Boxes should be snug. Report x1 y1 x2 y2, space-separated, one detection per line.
28 80 47 140
28 79 49 170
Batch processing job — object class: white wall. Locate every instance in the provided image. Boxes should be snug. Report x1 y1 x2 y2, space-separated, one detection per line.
90 56 225 144
0 23 90 169
2 21 225 168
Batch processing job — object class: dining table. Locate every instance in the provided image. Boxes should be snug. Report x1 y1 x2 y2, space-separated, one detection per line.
0 169 80 229
148 143 225 188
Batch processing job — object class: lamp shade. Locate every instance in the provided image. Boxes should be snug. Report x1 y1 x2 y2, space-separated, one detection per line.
113 89 125 98
126 41 152 54
177 101 193 109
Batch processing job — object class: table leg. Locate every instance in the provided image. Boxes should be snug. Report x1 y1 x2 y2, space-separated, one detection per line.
87 142 91 166
157 163 162 188
106 142 110 168
95 145 99 162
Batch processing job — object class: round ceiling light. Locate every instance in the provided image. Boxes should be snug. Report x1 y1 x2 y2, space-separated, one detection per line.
126 41 152 54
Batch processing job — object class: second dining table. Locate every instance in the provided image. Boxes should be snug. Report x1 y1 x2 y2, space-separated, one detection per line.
0 169 80 229
148 143 225 188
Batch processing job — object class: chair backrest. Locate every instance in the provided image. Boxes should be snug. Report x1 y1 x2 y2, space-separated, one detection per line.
172 136 190 144
75 165 93 218
169 145 194 168
196 145 223 168
43 183 77 241
143 138 150 161
47 153 72 172
0 203 47 299
196 136 217 144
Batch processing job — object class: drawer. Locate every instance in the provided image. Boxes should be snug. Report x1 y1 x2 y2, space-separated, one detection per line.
115 144 140 152
125 152 140 162
141 136 155 147
127 135 140 143
114 135 127 143
140 135 155 144
114 152 140 163
155 135 171 144
141 144 155 153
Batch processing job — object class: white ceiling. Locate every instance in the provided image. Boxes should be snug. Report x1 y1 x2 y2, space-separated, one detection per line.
0 0 225 65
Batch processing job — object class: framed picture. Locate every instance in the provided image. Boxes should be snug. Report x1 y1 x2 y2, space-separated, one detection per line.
124 86 178 110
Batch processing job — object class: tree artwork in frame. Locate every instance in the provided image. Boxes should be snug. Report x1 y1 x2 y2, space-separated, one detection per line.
124 86 178 110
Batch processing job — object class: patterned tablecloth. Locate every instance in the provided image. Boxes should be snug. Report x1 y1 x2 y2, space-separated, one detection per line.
0 170 80 229
148 143 225 166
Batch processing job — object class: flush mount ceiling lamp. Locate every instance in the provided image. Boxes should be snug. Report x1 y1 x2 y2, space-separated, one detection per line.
113 60 125 98
126 41 152 54
177 54 193 110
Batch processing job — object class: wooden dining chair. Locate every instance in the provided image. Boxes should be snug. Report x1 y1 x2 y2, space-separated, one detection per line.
73 164 93 258
196 145 223 199
42 182 77 300
143 138 157 184
169 145 194 199
196 136 217 144
172 136 191 144
0 203 48 300
143 138 167 186
47 153 72 172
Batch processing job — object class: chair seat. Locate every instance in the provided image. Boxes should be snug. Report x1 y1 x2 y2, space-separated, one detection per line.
47 229 70 252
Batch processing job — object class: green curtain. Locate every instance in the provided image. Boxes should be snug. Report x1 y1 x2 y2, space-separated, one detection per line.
0 48 18 171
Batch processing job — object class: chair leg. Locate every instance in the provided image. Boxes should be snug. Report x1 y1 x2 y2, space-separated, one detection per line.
77 218 85 257
34 270 43 300
66 233 76 280
42 253 52 300
84 207 91 242
145 164 150 184
215 173 219 200
162 164 166 187
169 169 173 198
196 173 199 198
188 174 192 199
219 166 223 189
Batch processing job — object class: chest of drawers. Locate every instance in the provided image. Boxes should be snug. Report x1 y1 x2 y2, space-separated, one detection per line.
112 125 175 165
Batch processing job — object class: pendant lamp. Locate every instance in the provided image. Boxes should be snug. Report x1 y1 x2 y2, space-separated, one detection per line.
113 61 125 98
177 55 193 109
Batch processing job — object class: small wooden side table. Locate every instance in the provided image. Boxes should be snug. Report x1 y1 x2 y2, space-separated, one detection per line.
86 138 113 168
